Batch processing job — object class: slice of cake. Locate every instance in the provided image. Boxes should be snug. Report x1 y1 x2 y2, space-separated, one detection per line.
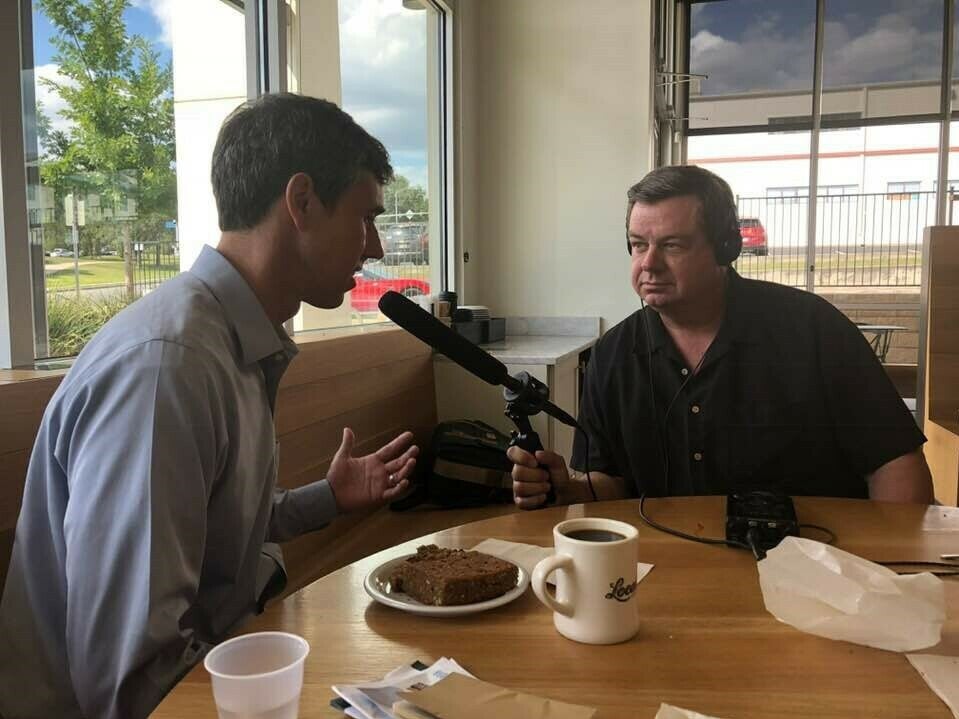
389 544 519 606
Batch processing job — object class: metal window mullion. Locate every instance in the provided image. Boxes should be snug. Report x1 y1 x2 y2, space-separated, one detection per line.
805 0 825 294
246 0 286 100
266 0 287 94
442 5 454 294
936 0 954 225
0 0 35 368
919 0 954 429
676 1 690 165
245 0 262 100
431 1 452 292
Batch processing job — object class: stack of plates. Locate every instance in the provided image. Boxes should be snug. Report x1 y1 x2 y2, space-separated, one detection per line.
453 305 491 322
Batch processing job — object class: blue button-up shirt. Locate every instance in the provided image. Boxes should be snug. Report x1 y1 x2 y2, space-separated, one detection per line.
0 246 338 719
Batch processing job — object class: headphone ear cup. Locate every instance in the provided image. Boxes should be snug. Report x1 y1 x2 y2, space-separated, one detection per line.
715 216 742 266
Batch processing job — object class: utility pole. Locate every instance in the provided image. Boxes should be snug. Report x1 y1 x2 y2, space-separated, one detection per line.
66 192 81 299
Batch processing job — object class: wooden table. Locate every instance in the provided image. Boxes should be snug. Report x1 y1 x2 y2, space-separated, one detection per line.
153 497 959 718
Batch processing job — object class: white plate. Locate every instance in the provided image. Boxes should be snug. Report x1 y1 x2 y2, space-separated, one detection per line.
363 553 530 617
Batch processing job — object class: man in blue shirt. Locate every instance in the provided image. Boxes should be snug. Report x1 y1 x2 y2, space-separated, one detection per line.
0 94 416 719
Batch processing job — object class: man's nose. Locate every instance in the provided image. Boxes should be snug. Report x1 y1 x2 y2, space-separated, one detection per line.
640 245 662 271
365 225 385 261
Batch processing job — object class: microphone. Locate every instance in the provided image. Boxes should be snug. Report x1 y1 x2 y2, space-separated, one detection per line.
377 290 578 428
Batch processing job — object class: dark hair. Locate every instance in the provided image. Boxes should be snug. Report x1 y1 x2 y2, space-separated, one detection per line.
211 93 394 231
625 165 739 256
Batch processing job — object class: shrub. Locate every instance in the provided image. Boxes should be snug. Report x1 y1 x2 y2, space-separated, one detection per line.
46 292 135 357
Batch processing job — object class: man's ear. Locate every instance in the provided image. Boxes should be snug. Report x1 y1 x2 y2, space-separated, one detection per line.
285 172 319 232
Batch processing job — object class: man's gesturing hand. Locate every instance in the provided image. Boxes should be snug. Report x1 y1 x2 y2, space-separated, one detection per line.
327 428 418 512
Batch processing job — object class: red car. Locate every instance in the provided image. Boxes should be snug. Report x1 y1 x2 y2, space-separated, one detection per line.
350 266 431 312
738 218 768 256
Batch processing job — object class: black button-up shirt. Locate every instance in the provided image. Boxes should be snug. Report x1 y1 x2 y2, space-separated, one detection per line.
570 270 924 498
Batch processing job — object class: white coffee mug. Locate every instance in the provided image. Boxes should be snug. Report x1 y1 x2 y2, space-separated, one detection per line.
531 517 640 644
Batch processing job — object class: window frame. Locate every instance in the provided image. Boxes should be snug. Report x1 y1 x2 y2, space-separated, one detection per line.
1 0 39 368
0 0 456 363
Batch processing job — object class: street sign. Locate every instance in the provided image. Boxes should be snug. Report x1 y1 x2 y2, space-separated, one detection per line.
64 194 86 227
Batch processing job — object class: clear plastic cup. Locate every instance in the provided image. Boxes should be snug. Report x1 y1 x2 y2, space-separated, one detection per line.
204 631 310 719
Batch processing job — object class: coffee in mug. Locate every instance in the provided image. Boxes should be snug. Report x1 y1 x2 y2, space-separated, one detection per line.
531 517 640 644
562 529 626 543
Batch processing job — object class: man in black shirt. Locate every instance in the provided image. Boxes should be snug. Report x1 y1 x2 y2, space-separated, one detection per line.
509 166 933 507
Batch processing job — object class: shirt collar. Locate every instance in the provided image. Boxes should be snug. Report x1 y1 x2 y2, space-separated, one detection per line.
632 268 758 360
189 245 298 366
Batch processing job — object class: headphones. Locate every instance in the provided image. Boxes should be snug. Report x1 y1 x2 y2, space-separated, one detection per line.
625 199 742 266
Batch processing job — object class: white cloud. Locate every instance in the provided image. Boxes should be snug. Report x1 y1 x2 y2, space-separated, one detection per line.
691 9 941 97
338 0 429 175
823 14 941 86
33 63 74 136
690 29 726 57
131 0 175 47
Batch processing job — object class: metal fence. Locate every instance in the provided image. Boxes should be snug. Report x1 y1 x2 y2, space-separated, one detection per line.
734 191 936 288
133 238 178 294
376 218 429 267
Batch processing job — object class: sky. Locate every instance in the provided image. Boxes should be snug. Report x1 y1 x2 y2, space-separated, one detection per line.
338 0 429 190
690 0 951 97
31 0 430 190
32 0 173 142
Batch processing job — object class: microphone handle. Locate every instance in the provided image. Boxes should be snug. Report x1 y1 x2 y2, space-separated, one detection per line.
508 428 557 506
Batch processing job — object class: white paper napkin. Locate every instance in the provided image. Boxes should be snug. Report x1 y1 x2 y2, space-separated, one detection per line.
758 536 945 652
471 538 654 584
906 654 959 718
654 704 725 719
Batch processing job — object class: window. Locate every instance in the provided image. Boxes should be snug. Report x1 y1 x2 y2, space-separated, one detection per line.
289 0 451 333
2 0 454 365
16 0 247 361
688 0 816 131
766 187 809 199
887 181 922 200
677 0 947 302
820 185 859 196
768 112 861 134
822 0 943 120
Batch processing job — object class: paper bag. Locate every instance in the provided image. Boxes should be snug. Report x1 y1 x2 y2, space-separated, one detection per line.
757 536 945 652
397 671 597 719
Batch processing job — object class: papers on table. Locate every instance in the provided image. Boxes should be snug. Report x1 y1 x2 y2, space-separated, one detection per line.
331 658 597 719
331 658 473 719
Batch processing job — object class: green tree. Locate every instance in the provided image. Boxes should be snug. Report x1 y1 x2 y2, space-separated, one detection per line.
382 174 428 224
37 0 176 299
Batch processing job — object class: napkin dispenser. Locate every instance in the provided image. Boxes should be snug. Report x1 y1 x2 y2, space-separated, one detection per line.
452 317 505 345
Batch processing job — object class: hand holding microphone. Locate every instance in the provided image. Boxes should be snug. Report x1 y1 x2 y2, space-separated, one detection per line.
507 446 571 510
377 290 583 509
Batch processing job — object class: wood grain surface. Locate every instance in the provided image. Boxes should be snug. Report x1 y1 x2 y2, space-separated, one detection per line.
153 496 959 719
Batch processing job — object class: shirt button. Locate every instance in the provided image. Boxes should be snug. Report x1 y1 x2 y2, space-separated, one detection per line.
693 452 703 461
691 405 700 414
680 368 689 376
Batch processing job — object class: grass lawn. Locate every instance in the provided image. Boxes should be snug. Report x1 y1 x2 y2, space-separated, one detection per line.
45 256 178 290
